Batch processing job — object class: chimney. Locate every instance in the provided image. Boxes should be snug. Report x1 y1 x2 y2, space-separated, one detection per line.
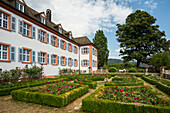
46 9 51 22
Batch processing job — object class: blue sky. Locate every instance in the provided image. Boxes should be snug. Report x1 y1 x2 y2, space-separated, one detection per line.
25 0 170 59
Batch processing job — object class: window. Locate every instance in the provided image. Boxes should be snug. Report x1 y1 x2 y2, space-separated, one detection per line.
40 17 45 24
21 48 32 63
51 35 57 47
16 2 24 12
38 29 47 43
68 58 72 66
93 60 94 67
11 17 16 32
40 52 46 63
38 51 48 65
74 46 77 54
61 56 65 66
83 60 89 67
0 44 8 61
0 10 11 31
51 54 57 65
60 40 65 50
58 27 62 34
83 48 88 54
23 23 31 37
68 43 72 52
74 59 77 67
69 34 72 39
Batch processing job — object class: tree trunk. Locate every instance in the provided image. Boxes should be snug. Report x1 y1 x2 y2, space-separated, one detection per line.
137 60 141 68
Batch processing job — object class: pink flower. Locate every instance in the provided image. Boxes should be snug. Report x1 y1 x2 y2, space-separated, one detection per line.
66 86 67 88
143 98 146 100
19 72 22 74
126 98 129 100
138 98 141 101
69 86 72 88
125 94 128 96
163 100 165 101
134 97 137 100
148 100 150 101
57 88 59 91
79 82 82 85
53 89 55 90
124 86 127 88
144 92 147 94
156 97 158 99
142 89 144 91
46 89 49 92
25 65 28 68
62 83 64 84
45 81 49 83
158 102 160 104
116 86 118 88
131 92 134 94
60 88 62 90
116 90 118 92
69 79 71 81
164 102 166 104
135 101 137 103
62 80 63 82
146 86 148 88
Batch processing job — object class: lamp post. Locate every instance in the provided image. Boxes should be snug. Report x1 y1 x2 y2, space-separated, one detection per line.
145 66 149 75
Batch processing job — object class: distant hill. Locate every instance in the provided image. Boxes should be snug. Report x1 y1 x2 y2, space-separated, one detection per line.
108 59 123 64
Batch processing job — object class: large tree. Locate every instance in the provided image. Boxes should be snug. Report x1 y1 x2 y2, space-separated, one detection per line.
116 10 166 67
93 30 109 68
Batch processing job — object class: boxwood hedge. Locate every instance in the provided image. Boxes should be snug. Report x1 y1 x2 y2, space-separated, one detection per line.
74 79 97 89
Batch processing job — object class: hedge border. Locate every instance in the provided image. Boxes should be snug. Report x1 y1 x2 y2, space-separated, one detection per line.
82 86 170 113
74 79 97 89
11 84 89 107
0 78 68 96
105 80 144 86
141 76 170 95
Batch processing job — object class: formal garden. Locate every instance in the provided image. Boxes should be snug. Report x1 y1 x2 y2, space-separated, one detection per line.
0 65 169 113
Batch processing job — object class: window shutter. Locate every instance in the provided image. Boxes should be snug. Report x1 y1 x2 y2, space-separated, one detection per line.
38 52 41 63
72 45 74 52
47 54 49 64
77 60 78 66
32 51 35 63
72 59 74 66
60 40 62 48
57 38 59 47
32 26 36 39
81 48 83 54
18 20 23 34
57 56 59 65
87 60 89 66
47 33 49 44
11 17 16 32
60 56 62 65
10 46 15 61
65 42 67 50
51 54 53 64
51 35 53 45
87 48 89 54
65 57 67 66
81 60 83 66
38 29 41 40
18 48 23 62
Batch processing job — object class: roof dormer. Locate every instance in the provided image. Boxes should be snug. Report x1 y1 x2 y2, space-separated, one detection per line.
64 31 72 39
34 12 46 24
54 24 63 34
16 0 26 12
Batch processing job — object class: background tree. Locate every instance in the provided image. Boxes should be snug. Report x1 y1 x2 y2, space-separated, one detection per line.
93 30 109 68
116 10 166 68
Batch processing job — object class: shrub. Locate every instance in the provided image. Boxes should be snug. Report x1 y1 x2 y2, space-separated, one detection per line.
109 67 117 72
74 79 97 89
129 68 137 72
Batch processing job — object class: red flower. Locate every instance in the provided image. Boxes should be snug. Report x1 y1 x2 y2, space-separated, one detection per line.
164 102 166 104
108 92 110 94
69 79 71 81
135 101 137 103
142 89 144 91
125 94 128 96
45 81 49 83
116 86 118 88
134 97 137 100
124 86 127 88
126 98 129 100
148 100 150 101
138 98 141 101
158 102 160 104
57 88 59 91
53 89 55 90
62 80 63 82
79 82 82 85
144 92 147 94
156 97 158 99
46 89 49 92
116 90 118 92
60 88 62 90
163 100 165 101
25 65 28 68
143 98 146 100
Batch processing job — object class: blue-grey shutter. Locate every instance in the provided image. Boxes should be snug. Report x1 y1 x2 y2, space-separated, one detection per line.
60 40 62 48
57 56 59 65
18 20 23 34
11 17 16 32
38 52 41 63
32 51 35 63
38 29 41 40
60 56 62 65
81 48 83 54
51 35 53 45
77 60 78 66
47 54 49 64
87 60 89 66
47 33 49 44
51 54 53 64
18 48 23 62
10 46 15 61
65 42 67 50
81 60 83 66
57 38 59 47
72 59 74 66
72 45 74 52
32 26 36 39
87 48 89 54
65 57 67 66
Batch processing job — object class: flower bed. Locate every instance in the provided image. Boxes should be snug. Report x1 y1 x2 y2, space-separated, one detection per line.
105 74 144 86
142 76 170 95
82 86 170 113
0 78 68 96
12 81 89 107
74 79 97 89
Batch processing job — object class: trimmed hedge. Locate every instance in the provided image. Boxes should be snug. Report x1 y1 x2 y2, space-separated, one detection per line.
142 76 170 95
74 79 97 89
82 86 170 113
134 74 144 77
0 78 68 96
105 81 144 86
12 84 89 107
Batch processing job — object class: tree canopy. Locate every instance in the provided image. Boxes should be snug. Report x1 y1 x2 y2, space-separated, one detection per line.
93 30 109 68
116 10 167 67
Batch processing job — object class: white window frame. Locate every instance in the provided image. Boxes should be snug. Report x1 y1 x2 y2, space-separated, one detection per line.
40 30 45 42
40 17 45 24
84 48 88 54
0 12 8 29
61 40 64 49
61 57 65 65
16 2 24 12
23 49 30 62
23 23 30 36
0 44 8 60
83 60 88 66
51 36 56 46
40 52 45 63
52 55 56 64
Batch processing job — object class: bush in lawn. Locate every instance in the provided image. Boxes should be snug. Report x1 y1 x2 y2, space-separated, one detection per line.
129 68 137 72
109 67 117 72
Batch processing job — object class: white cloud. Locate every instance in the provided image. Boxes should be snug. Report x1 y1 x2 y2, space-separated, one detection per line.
144 0 157 10
108 48 121 59
115 48 120 52
25 0 133 37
